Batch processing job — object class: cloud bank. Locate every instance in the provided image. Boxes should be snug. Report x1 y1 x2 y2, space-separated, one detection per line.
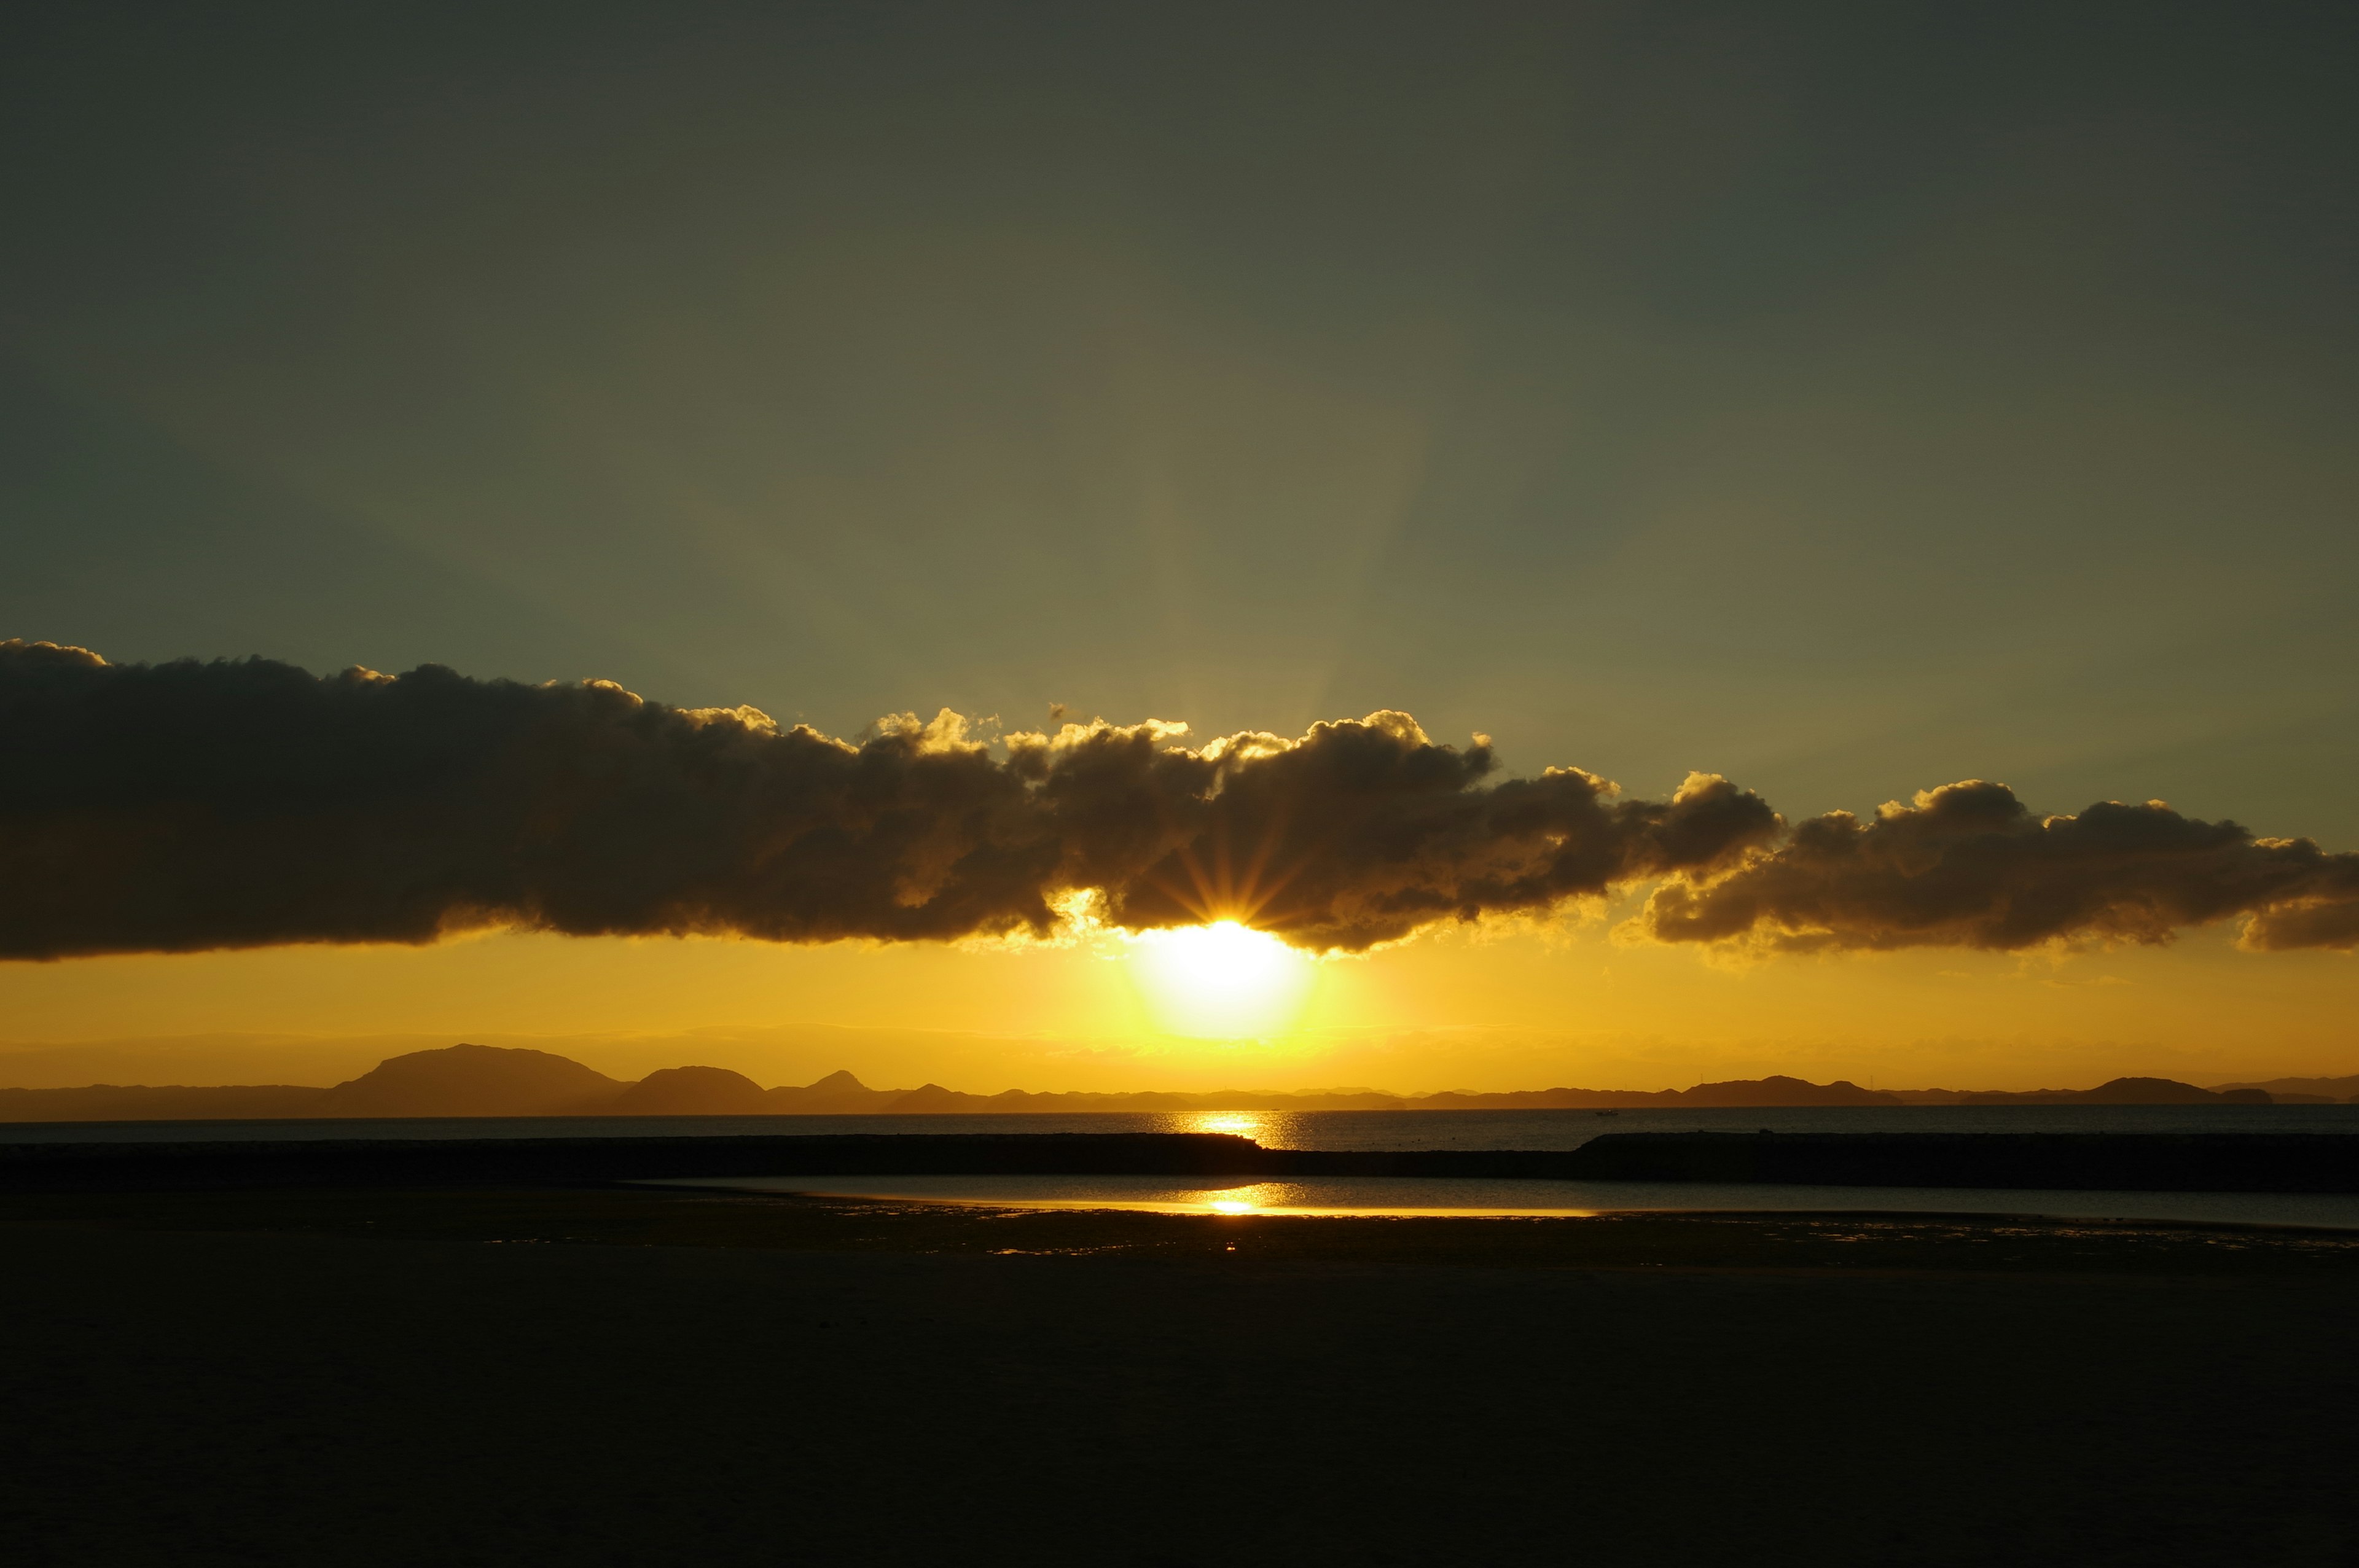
2 641 2352 959
0 642 1774 958
1637 779 2359 954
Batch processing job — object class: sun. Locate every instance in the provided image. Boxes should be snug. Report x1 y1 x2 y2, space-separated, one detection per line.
1130 920 1312 1039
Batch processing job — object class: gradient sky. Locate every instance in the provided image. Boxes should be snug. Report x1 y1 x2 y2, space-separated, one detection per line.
4 2 2354 1091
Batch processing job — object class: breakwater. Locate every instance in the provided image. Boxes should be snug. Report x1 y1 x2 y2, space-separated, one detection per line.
7 1129 2359 1194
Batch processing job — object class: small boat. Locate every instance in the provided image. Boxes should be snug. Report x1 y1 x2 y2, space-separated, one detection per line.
1594 1109 1619 1117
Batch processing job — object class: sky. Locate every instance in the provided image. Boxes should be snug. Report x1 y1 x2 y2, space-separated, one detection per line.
2 2 2355 1092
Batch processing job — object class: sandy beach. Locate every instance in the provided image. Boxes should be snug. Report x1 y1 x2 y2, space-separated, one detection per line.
5 1187 2355 1566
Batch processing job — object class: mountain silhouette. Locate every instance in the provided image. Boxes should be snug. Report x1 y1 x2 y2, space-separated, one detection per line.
766 1069 905 1114
1922 1077 2275 1106
610 1065 770 1115
0 1085 327 1120
0 1045 2294 1121
2209 1073 2359 1103
309 1043 627 1117
1673 1075 1896 1107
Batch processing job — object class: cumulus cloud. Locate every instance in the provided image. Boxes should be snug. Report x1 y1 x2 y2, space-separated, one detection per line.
0 642 1777 959
1636 779 2359 953
7 642 2352 960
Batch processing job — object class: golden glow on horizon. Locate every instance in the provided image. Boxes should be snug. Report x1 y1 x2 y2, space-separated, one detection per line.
1207 1198 1258 1214
1129 921 1312 1039
1191 1113 1263 1136
0 921 2353 1096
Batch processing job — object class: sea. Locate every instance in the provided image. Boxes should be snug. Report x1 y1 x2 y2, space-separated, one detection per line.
12 1104 2358 1228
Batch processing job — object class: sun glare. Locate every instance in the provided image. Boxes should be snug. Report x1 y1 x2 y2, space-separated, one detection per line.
1130 920 1312 1039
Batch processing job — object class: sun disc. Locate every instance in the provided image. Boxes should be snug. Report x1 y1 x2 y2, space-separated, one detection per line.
1130 920 1311 1039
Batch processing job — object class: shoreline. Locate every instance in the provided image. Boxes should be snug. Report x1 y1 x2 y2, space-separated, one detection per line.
7 1127 2359 1195
9 1182 2359 1277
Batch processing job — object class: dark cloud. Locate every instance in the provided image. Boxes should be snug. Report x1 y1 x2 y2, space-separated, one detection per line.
10 642 2352 960
1637 780 2359 953
0 642 1777 959
1065 719 1780 950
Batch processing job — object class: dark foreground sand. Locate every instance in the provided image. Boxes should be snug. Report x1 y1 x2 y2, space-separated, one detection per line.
3 1190 2356 1567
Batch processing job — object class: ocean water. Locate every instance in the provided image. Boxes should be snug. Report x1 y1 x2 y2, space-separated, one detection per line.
5 1102 2357 1147
651 1171 2359 1230
15 1106 2355 1227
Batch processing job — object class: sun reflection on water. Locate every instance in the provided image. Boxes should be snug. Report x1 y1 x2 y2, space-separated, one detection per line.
1164 1109 1318 1148
1195 1183 1291 1214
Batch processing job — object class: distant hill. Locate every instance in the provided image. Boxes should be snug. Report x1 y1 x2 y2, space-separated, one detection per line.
2210 1074 2359 1104
0 1045 2313 1121
1892 1077 2275 1106
870 1074 1904 1114
610 1066 769 1115
310 1043 627 1117
766 1069 907 1114
1675 1075 1899 1107
0 1085 327 1121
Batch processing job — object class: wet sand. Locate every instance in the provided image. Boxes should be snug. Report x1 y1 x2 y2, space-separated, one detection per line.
4 1188 2356 1566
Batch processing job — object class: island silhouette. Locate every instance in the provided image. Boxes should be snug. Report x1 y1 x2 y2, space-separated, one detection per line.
0 1042 2326 1121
